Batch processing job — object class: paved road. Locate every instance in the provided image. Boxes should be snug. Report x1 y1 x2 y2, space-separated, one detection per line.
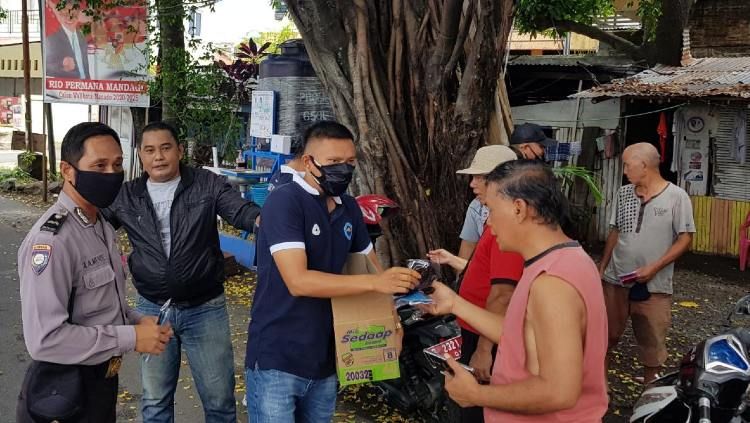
0 150 23 168
0 149 62 169
0 195 250 422
0 196 36 419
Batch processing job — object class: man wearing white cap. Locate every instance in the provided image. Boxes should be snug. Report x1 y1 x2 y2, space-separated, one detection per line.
427 145 524 423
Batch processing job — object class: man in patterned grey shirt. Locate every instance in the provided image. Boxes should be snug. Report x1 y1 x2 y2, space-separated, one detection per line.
599 143 695 385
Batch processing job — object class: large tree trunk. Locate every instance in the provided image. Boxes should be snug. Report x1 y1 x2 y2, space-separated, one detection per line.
157 0 186 126
648 0 694 65
286 0 515 265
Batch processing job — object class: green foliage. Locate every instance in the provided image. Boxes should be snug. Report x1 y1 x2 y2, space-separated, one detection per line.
254 23 299 54
61 0 242 163
147 1 242 163
515 0 615 36
515 0 663 45
215 39 271 104
552 165 603 204
0 167 33 183
149 44 243 164
635 0 662 42
19 150 36 168
0 7 7 22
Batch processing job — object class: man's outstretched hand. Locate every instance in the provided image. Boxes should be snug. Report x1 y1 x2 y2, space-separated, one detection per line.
371 267 421 294
419 281 457 316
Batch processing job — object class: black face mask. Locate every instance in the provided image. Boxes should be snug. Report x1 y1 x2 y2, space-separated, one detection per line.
72 167 124 208
310 158 355 197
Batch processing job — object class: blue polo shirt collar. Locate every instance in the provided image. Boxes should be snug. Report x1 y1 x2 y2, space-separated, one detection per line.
292 172 342 205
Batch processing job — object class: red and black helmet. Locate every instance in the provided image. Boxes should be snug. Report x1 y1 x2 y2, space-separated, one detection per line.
356 194 399 225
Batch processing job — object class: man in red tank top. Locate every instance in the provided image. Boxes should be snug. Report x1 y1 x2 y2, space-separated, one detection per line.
423 160 608 422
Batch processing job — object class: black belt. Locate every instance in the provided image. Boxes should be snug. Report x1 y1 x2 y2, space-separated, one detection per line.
153 290 222 309
81 356 122 379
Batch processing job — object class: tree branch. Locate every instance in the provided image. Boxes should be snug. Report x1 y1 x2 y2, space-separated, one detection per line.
442 0 473 84
427 0 463 93
538 18 646 61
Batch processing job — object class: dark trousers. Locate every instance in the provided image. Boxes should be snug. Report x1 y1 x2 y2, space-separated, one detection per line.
458 327 497 423
17 364 118 423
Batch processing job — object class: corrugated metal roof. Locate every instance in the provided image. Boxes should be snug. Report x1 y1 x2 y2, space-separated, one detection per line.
574 57 750 99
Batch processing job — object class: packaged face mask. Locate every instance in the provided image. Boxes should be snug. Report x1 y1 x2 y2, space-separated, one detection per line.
406 259 441 292
393 259 442 307
394 291 433 308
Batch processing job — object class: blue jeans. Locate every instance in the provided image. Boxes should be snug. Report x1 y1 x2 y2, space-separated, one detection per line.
137 294 236 423
245 365 337 423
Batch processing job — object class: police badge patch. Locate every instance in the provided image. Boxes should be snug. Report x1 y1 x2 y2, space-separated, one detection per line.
31 244 52 275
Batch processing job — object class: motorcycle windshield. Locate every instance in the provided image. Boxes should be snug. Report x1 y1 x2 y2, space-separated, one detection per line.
630 385 684 423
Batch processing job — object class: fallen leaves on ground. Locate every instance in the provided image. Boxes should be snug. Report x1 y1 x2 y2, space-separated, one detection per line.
1 191 51 210
604 274 745 422
225 272 256 307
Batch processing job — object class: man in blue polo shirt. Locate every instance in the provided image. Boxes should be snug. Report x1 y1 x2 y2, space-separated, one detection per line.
245 121 420 423
267 142 304 192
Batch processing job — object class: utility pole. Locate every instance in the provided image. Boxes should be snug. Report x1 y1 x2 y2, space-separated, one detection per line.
21 0 32 152
46 103 55 176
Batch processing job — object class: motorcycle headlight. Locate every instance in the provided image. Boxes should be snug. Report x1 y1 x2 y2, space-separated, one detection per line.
705 335 750 375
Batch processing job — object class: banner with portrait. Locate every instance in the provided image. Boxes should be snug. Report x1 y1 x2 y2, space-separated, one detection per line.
42 0 150 107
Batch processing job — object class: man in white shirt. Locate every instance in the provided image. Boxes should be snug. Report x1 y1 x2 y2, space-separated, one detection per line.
45 0 91 79
146 176 180 257
103 121 261 422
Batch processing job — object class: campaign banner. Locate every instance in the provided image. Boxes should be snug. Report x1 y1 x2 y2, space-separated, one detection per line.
0 97 21 126
42 0 149 107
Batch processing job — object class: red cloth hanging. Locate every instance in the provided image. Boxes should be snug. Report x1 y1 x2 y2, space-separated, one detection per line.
657 112 668 163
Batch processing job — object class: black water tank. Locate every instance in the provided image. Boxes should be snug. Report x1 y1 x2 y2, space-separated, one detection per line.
257 39 334 152
259 39 316 78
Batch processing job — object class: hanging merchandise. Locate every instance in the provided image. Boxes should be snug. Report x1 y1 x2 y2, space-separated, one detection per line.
731 109 747 165
545 141 582 163
657 112 668 163
569 141 582 156
595 136 606 153
546 143 568 162
672 104 718 196
671 108 686 173
604 130 617 159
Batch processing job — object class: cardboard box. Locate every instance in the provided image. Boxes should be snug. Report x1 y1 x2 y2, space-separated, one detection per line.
332 291 400 386
270 134 292 155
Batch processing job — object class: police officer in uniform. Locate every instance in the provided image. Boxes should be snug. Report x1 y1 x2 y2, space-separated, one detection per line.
17 122 172 422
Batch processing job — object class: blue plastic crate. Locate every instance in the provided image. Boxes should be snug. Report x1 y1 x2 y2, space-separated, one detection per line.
251 183 270 207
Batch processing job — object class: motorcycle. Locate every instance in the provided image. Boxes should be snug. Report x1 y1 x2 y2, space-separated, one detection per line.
357 195 462 423
631 294 750 423
373 302 463 422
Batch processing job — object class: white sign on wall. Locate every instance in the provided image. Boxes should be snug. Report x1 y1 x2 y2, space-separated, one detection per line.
250 91 276 138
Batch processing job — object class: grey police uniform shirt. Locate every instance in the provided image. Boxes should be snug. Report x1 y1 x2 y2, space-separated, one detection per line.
460 198 489 243
18 190 142 365
604 183 696 295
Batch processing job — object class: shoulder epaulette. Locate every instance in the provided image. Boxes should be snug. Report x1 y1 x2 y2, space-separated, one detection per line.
40 211 68 235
